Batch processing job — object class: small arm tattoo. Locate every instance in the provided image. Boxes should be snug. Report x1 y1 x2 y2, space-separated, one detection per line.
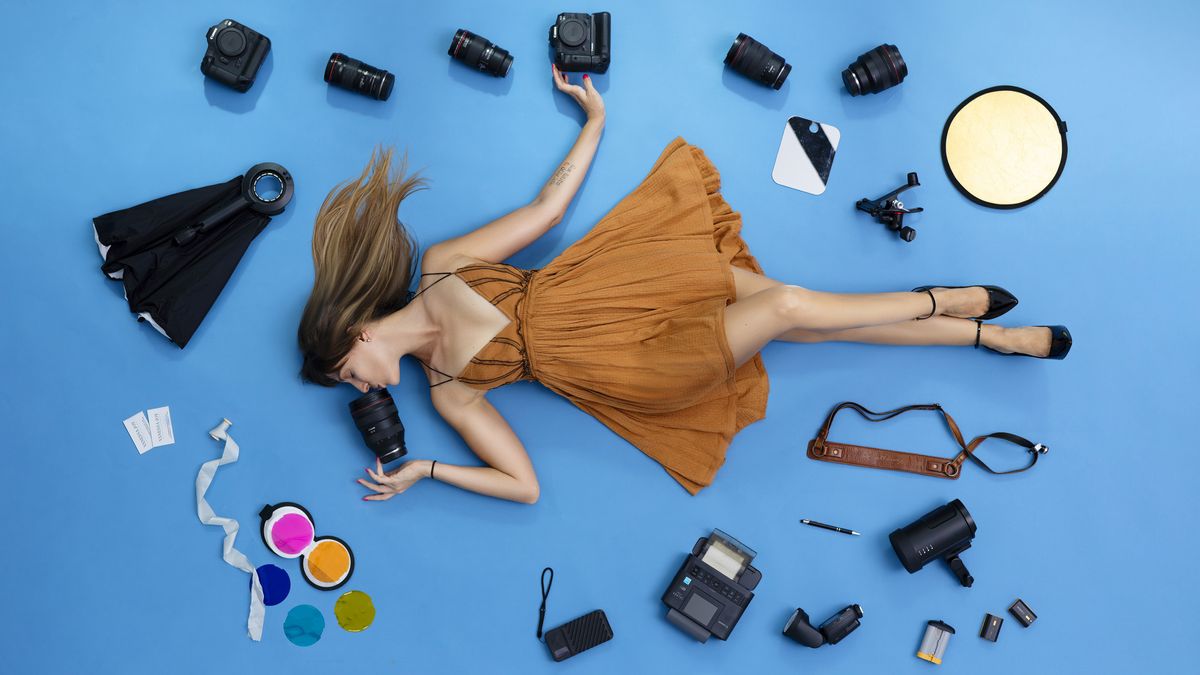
551 162 576 186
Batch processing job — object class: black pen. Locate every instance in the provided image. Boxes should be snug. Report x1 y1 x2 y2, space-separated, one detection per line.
800 519 860 536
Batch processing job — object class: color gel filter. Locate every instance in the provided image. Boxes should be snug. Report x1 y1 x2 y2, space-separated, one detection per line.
334 590 376 632
259 502 355 590
284 604 325 647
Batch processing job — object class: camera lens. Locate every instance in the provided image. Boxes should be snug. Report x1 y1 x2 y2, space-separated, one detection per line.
725 33 791 90
842 44 907 96
216 27 246 57
325 52 395 101
348 389 408 464
448 29 513 78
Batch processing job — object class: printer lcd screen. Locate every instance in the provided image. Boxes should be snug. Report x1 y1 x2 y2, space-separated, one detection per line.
683 592 719 627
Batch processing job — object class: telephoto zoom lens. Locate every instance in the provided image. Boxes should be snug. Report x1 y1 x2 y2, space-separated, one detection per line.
842 44 906 96
725 33 791 90
448 29 513 77
325 52 395 100
348 389 408 464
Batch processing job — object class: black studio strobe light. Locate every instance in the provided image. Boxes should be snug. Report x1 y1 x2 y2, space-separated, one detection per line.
889 499 978 587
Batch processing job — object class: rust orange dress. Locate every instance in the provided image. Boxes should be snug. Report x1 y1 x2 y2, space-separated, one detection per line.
435 138 769 494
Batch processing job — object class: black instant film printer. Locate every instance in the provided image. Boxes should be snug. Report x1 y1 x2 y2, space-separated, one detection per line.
662 529 761 642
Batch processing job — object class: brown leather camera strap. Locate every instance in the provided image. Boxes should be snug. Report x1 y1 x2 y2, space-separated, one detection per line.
806 402 1047 479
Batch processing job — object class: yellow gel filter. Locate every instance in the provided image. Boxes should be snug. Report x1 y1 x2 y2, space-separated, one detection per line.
334 590 376 632
306 540 351 584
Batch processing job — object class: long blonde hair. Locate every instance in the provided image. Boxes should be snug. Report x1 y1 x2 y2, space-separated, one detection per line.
298 147 426 385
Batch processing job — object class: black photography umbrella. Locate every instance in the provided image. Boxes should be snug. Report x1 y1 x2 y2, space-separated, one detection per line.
92 163 294 348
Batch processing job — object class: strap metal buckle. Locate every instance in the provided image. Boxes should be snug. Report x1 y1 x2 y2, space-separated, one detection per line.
1032 443 1049 455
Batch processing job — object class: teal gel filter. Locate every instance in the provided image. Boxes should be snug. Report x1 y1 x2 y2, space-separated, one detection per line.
284 605 325 647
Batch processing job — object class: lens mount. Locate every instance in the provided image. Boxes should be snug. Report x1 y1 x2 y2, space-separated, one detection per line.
216 27 246 57
242 162 294 215
559 19 586 47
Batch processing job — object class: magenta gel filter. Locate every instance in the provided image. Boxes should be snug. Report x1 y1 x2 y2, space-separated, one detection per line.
259 502 355 590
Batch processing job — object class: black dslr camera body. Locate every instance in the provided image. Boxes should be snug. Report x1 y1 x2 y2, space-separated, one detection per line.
201 19 271 92
548 12 611 73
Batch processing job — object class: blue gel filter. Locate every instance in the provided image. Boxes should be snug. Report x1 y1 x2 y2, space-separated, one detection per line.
284 604 325 647
254 563 291 606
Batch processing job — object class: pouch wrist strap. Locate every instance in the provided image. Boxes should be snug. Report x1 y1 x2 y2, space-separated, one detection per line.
806 402 1047 479
537 567 554 640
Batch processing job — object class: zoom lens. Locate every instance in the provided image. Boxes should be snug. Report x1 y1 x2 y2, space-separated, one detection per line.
449 29 513 77
725 33 791 90
842 44 907 96
348 389 408 464
325 52 395 101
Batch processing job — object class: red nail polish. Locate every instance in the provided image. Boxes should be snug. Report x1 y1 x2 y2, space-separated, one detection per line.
583 74 589 79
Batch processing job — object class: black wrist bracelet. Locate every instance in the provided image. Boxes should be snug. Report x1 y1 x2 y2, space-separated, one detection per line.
430 460 437 479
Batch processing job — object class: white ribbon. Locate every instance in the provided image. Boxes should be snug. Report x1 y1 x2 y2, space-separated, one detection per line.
196 418 265 641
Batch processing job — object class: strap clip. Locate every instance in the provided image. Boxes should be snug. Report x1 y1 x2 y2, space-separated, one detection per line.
1032 443 1049 455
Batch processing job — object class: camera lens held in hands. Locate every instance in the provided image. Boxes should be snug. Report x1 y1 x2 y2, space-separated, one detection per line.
449 29 513 77
842 44 906 96
325 52 395 101
349 389 408 464
725 33 791 90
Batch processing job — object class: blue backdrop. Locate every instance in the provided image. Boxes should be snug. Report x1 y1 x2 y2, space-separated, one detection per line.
1 1 1196 673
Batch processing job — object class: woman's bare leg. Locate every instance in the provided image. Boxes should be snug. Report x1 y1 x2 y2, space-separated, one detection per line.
723 267 1049 366
787 316 978 345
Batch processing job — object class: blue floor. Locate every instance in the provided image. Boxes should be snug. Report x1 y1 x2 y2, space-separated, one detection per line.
2 1 1196 672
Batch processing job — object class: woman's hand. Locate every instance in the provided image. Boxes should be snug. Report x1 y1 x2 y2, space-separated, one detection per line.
357 457 427 501
552 64 605 124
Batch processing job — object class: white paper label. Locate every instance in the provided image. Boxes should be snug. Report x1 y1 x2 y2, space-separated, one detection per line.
148 406 175 447
123 411 154 454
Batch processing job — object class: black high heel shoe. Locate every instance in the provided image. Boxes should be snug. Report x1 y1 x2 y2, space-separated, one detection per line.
912 285 1019 320
974 321 1072 360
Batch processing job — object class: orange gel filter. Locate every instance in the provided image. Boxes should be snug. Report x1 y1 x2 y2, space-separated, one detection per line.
307 540 350 583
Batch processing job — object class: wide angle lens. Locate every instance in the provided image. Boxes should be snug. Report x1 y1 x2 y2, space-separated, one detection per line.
842 44 907 96
349 389 407 463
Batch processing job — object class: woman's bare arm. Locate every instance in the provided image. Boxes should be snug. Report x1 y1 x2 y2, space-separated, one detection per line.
424 65 605 267
358 385 540 504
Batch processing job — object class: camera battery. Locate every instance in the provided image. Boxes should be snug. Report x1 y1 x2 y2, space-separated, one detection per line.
916 620 955 665
980 613 1003 642
1009 598 1037 627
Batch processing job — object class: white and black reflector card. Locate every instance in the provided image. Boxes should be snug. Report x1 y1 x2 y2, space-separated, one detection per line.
772 116 841 195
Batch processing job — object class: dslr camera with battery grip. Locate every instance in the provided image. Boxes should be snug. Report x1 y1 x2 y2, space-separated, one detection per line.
548 12 611 73
201 19 271 92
